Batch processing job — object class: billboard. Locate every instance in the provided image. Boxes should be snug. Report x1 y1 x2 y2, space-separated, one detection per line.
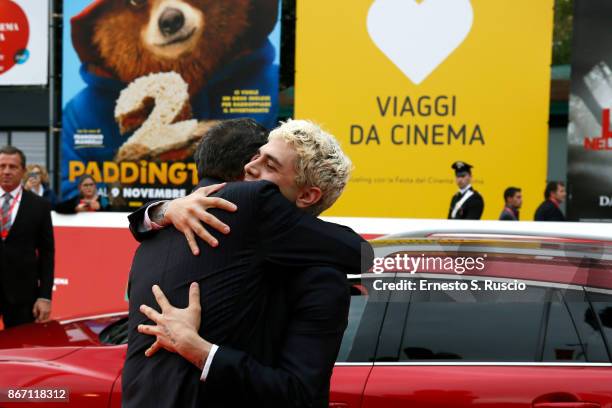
566 0 612 222
61 0 281 209
0 0 49 85
296 0 553 219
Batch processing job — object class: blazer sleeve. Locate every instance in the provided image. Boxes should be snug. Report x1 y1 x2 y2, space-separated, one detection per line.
44 188 57 209
255 182 373 275
127 201 164 242
36 200 55 299
464 194 484 220
54 196 78 214
447 196 456 219
204 267 350 408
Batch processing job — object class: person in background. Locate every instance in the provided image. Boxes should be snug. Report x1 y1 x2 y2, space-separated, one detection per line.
534 181 566 221
447 161 484 220
23 164 57 208
55 174 109 214
499 187 522 221
0 146 54 328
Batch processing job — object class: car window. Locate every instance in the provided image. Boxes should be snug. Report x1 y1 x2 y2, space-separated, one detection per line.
99 317 129 345
585 290 612 360
396 278 548 361
559 289 610 362
542 289 586 362
336 278 390 363
337 294 367 361
375 275 414 362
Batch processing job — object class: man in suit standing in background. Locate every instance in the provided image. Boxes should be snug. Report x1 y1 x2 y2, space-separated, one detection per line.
447 161 485 220
499 186 522 221
0 146 54 328
534 181 566 221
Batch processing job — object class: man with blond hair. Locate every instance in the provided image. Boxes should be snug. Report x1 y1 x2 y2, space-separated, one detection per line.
124 118 369 408
255 119 352 216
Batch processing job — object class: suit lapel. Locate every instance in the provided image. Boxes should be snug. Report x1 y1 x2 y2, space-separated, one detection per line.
8 190 31 239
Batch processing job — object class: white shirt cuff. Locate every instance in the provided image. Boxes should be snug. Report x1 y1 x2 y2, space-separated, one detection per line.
200 344 219 382
142 201 168 232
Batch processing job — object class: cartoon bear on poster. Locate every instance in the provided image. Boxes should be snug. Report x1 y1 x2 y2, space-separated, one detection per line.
61 0 279 200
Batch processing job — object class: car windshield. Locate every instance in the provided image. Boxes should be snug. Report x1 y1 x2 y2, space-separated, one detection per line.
99 317 129 345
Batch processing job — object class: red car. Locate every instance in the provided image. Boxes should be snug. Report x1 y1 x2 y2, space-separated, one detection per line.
1 236 611 408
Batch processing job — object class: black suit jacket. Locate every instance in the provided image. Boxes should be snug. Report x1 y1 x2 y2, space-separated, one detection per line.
122 178 369 408
204 265 350 408
534 200 565 221
0 190 54 305
448 188 485 220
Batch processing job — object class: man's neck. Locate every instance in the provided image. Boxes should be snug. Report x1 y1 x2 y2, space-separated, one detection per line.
549 197 560 207
459 184 472 194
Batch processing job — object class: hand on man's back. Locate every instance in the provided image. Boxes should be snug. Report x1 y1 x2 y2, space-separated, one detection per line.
156 183 239 255
138 283 212 370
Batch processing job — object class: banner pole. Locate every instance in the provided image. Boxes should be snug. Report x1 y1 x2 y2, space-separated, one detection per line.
48 0 56 192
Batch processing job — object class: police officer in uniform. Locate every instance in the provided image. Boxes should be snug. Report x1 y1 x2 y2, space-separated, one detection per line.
447 161 484 220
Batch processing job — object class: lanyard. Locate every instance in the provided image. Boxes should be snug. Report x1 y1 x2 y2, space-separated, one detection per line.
549 199 560 209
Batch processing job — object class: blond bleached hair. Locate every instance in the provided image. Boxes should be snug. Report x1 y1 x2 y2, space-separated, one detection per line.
268 119 352 215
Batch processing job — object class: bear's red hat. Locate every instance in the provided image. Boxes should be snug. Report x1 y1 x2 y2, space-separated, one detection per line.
70 0 108 65
70 0 280 66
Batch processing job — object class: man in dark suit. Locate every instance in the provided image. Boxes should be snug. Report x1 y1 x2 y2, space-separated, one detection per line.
0 146 54 328
447 161 484 220
123 119 369 407
534 181 566 221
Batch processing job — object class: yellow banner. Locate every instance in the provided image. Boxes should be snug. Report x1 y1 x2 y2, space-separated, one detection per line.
296 0 553 219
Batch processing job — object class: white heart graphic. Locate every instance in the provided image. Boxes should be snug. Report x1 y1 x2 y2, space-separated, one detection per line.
367 0 474 85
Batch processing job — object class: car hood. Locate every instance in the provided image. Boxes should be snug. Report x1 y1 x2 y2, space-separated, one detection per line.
0 321 83 361
0 314 126 361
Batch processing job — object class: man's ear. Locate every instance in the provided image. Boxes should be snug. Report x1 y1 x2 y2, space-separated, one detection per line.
295 186 322 210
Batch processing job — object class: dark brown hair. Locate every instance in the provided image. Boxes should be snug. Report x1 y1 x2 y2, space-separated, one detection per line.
0 145 26 168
